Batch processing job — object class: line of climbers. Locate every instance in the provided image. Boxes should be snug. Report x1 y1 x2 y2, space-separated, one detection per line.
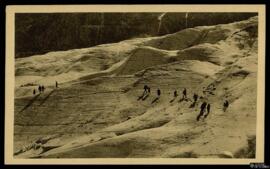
32 81 58 95
139 85 230 121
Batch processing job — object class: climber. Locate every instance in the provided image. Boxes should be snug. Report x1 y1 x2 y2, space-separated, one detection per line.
174 90 178 97
151 88 161 104
142 86 151 100
189 93 198 108
170 90 178 103
38 85 42 94
33 89 36 95
143 85 149 96
207 103 211 114
223 100 229 112
157 88 161 98
204 103 211 118
56 81 58 88
182 88 187 99
138 85 149 101
193 93 198 102
196 101 207 121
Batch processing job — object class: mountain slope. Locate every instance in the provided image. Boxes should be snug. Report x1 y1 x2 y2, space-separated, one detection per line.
14 16 258 158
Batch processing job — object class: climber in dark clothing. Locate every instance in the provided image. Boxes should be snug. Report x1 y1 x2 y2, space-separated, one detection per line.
151 88 161 104
204 103 211 118
189 93 198 108
138 85 149 100
182 88 187 99
38 85 42 93
197 101 207 121
33 89 36 95
207 103 210 114
142 86 151 100
223 100 229 112
56 81 58 88
41 85 45 92
174 90 178 97
143 85 149 96
170 90 178 103
193 93 198 102
144 85 148 90
157 88 161 97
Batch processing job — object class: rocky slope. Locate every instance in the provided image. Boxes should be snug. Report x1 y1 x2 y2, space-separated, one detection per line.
15 13 256 58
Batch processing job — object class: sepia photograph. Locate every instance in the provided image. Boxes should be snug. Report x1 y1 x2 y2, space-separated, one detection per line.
5 5 266 164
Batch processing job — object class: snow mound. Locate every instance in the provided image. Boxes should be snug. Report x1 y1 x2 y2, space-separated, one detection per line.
117 46 178 75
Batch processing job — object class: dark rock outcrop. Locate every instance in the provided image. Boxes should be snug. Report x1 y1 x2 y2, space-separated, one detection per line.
15 13 257 58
